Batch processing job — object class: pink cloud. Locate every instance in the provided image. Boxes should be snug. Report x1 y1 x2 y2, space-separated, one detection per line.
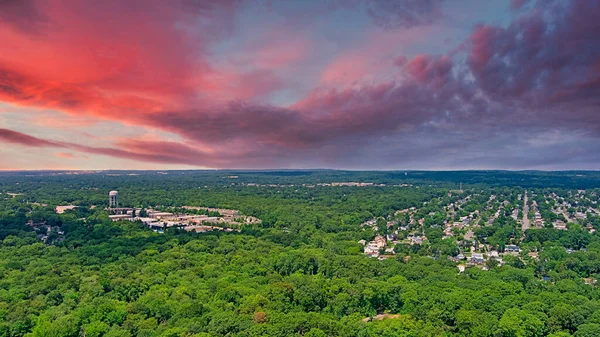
239 28 313 69
403 55 452 88
55 152 89 160
319 26 438 86
55 152 74 158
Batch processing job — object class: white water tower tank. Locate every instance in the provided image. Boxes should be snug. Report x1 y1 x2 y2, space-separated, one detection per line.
109 190 119 208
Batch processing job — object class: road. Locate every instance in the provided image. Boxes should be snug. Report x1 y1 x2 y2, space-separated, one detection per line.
557 208 571 223
522 192 530 232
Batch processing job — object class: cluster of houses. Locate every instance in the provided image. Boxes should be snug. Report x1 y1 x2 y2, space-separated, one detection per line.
357 191 598 271
442 215 473 239
242 182 386 188
450 245 522 266
543 192 599 232
320 182 380 187
447 244 539 273
359 226 532 270
531 201 544 228
360 235 397 260
359 230 428 260
359 195 540 271
27 221 64 243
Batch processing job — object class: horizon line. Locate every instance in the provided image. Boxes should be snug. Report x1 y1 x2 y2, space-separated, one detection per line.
1 169 599 173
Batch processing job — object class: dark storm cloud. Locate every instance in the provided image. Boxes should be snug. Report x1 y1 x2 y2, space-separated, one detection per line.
0 0 46 34
466 0 600 131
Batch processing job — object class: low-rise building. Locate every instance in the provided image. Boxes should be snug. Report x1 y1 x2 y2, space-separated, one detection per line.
55 205 78 214
148 212 174 219
109 214 133 221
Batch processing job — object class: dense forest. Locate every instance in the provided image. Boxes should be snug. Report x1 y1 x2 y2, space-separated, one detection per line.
1 170 600 337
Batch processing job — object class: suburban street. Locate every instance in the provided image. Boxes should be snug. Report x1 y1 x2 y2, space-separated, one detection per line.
522 192 530 232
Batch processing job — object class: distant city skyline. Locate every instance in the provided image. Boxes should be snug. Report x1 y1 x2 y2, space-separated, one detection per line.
1 0 599 170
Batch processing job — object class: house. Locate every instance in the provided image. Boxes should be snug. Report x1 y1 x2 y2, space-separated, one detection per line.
554 220 567 230
363 244 380 257
505 245 520 253
373 235 386 248
528 252 539 259
364 236 386 257
361 219 377 227
407 236 424 245
470 253 484 264
488 250 499 258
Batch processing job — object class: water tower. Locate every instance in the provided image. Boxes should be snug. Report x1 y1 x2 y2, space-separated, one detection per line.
109 190 119 208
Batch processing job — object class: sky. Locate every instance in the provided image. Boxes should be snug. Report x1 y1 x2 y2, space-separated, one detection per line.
0 0 599 170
